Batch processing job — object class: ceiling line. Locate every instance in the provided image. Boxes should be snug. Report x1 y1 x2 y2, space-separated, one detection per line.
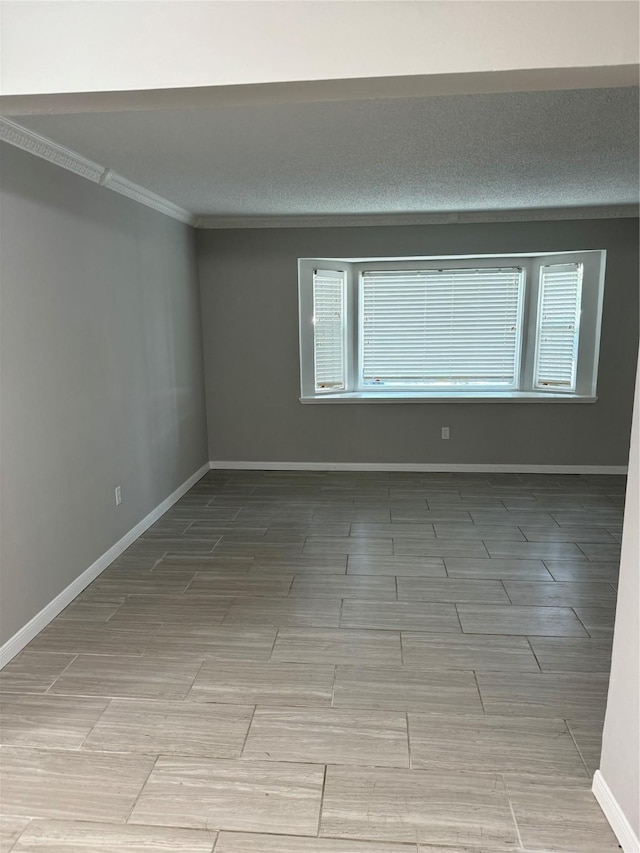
1 116 637 229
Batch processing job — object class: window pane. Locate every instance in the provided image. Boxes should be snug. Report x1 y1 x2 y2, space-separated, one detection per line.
313 269 346 391
360 268 524 388
534 263 583 391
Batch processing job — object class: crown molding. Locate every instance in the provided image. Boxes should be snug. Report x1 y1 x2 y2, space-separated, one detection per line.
0 117 196 226
195 205 639 229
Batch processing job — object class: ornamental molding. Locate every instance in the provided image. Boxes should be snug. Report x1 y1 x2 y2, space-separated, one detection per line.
0 117 196 226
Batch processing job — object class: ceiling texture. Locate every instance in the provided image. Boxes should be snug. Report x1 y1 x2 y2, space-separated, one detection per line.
10 86 640 223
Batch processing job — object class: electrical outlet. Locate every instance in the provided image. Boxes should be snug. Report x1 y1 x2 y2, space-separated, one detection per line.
441 426 450 440
115 486 122 506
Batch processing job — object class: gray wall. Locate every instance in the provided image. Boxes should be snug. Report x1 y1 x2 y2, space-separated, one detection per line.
197 219 639 466
600 352 639 839
0 142 208 644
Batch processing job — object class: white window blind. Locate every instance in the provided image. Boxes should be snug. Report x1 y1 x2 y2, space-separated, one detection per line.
360 267 524 388
534 263 583 391
313 269 346 391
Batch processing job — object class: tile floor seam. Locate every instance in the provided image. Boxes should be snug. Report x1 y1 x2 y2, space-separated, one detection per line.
43 653 80 695
123 752 160 824
238 705 258 756
405 711 413 769
472 670 486 714
315 764 329 837
525 636 544 673
565 718 595 778
453 603 465 633
505 782 527 853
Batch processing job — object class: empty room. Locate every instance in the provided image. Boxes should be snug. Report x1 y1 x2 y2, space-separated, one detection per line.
1 2 639 852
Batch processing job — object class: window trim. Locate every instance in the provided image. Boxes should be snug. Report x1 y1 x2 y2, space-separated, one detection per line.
298 250 605 404
356 265 527 393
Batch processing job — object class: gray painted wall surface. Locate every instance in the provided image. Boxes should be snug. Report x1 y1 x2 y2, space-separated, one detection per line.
0 142 208 644
197 220 639 465
600 353 639 839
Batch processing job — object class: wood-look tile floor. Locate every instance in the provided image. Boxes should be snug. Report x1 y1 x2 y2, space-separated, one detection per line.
0 471 625 852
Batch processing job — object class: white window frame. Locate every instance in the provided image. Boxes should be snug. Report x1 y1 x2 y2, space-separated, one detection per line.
357 265 526 393
298 250 605 403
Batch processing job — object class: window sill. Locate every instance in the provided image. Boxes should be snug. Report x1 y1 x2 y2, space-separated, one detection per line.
300 391 598 404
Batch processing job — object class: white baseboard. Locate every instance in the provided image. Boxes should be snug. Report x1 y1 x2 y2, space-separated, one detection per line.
593 770 640 853
209 461 627 474
0 462 210 669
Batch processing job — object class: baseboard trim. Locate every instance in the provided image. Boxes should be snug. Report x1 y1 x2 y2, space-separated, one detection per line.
0 462 210 669
593 770 640 853
209 461 627 474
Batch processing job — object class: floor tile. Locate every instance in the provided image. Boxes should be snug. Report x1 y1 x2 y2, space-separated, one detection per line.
0 747 155 822
107 594 232 624
223 597 341 627
457 605 588 636
505 775 620 852
397 578 509 604
154 556 253 574
145 625 277 661
333 667 482 713
0 653 75 694
470 510 557 525
24 621 159 656
573 606 616 637
305 537 394 555
350 523 435 538
408 713 587 777
347 556 446 577
0 694 107 749
520 526 617 542
483 541 585 560
320 765 518 845
529 637 613 672
188 660 334 706
186 574 293 596
242 707 409 767
89 570 195 596
215 833 415 852
444 558 553 580
124 537 219 552
504 580 617 607
401 633 539 671
49 654 202 699
83 698 252 757
341 601 461 633
271 628 401 666
10 821 216 852
476 671 609 719
250 556 348 574
290 575 397 600
576 542 622 561
434 524 525 541
393 540 489 558
57 594 126 621
129 757 324 834
390 510 474 523
551 511 623 527
544 560 620 582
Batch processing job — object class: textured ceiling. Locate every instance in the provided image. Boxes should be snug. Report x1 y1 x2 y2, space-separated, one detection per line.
17 87 640 218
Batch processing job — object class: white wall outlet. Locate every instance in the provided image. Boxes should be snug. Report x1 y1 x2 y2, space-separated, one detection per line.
441 426 450 440
115 486 122 506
